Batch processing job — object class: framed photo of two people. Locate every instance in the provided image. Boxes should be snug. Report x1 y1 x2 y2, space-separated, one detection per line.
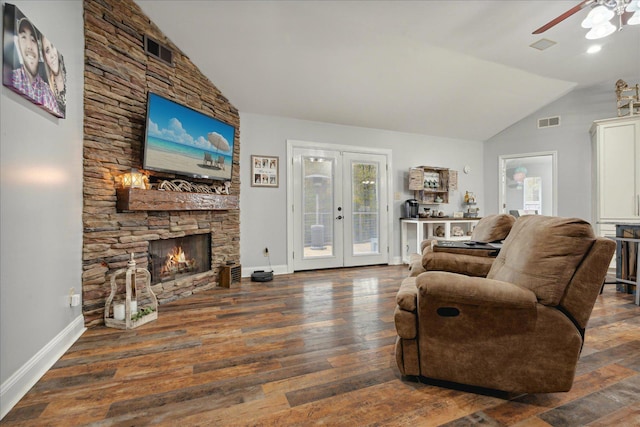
2 3 67 118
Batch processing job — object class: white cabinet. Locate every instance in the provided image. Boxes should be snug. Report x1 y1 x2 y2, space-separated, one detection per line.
592 116 640 237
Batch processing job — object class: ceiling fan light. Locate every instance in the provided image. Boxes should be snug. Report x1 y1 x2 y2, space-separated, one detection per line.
585 21 617 39
626 0 640 13
586 44 602 54
581 5 615 28
628 11 640 25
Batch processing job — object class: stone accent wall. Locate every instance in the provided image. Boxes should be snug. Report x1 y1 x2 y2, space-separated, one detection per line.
82 0 240 326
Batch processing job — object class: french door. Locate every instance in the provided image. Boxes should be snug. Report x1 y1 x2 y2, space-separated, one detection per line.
289 145 389 271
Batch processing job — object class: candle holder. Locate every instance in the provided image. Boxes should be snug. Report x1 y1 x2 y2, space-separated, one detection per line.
120 168 148 189
104 253 158 329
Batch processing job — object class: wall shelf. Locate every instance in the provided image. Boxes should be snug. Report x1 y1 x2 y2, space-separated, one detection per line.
116 188 239 212
409 166 450 204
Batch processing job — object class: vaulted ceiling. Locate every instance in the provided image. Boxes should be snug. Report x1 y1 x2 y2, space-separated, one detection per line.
136 1 640 141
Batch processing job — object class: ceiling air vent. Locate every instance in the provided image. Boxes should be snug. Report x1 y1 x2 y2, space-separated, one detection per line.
144 35 173 65
538 116 561 129
529 38 557 51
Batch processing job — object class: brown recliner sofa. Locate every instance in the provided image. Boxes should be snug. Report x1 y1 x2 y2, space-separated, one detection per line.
408 214 516 278
395 215 615 393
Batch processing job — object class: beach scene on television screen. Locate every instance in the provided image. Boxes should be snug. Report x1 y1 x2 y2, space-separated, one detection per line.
144 93 235 181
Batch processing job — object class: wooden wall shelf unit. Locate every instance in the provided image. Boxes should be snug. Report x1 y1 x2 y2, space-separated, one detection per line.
409 166 450 204
116 188 239 212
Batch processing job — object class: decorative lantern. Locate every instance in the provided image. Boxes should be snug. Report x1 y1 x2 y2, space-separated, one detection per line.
105 253 158 329
121 169 147 189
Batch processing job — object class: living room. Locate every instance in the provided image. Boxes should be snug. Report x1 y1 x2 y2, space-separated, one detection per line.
1 0 639 423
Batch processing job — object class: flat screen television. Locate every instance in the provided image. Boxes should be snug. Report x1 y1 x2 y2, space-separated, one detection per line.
143 92 235 181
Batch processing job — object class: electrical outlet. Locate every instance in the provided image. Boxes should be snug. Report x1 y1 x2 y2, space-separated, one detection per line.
263 247 269 257
68 287 75 307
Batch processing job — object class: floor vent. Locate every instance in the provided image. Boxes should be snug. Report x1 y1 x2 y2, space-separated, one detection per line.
538 116 561 129
144 35 173 65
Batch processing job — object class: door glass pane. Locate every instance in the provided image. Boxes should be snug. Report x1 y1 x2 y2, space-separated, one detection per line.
523 176 542 213
303 156 333 258
503 155 553 216
352 161 379 255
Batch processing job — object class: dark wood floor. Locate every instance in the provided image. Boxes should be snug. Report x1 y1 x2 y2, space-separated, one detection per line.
3 265 639 426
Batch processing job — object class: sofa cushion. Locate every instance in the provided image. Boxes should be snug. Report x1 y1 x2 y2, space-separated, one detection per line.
487 215 595 306
471 214 516 243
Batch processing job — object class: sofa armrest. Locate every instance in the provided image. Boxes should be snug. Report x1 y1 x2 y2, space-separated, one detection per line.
423 252 495 278
408 259 426 277
396 277 418 312
416 271 537 309
420 239 438 254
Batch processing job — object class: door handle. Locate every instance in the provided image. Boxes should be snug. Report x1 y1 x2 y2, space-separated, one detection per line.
336 215 343 220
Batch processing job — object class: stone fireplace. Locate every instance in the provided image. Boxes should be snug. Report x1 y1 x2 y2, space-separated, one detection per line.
81 0 241 327
149 234 212 285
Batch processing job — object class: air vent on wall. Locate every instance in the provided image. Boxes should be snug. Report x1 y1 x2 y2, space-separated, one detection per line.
144 35 173 65
538 116 561 129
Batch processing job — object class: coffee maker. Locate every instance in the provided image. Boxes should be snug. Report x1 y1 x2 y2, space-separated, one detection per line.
404 199 419 218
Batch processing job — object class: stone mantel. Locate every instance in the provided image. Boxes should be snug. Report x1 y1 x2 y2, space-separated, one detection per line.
116 188 239 212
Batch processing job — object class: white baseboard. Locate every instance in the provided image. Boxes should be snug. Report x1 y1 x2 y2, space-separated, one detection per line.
1 315 86 420
242 260 405 277
242 264 288 277
390 256 403 265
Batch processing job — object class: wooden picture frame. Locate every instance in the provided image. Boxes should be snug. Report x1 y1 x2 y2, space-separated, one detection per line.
251 155 279 187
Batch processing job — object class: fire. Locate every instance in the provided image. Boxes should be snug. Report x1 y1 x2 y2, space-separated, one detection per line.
161 246 196 276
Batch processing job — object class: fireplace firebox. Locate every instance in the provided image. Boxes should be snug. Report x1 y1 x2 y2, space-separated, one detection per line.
149 234 211 285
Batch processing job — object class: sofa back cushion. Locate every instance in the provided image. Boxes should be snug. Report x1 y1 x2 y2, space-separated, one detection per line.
471 214 516 243
487 215 595 306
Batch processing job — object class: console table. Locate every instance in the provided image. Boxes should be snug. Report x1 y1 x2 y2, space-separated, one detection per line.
400 217 481 263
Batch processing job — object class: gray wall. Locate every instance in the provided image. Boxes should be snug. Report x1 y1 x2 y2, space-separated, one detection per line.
484 76 638 222
239 113 484 270
0 0 84 416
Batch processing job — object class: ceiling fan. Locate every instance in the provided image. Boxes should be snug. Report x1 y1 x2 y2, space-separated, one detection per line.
533 0 640 39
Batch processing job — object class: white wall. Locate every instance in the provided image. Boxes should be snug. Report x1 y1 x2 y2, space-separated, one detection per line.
484 76 638 222
0 1 84 418
239 113 484 271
